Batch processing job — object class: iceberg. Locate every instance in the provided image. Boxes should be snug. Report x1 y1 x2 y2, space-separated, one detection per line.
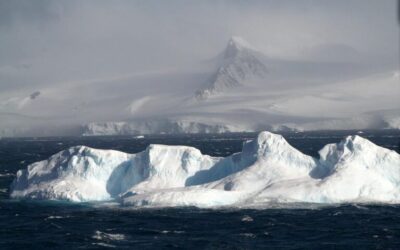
10 132 400 207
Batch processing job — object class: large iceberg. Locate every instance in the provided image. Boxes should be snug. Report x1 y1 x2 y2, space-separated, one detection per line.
10 132 400 207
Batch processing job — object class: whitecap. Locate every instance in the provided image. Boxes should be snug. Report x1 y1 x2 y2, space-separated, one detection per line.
45 215 70 220
239 233 256 238
241 215 253 222
92 230 126 241
0 173 14 177
92 242 116 248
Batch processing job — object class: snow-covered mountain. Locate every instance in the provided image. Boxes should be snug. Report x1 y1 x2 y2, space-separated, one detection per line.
195 37 268 100
82 68 400 136
10 131 400 207
1 36 399 137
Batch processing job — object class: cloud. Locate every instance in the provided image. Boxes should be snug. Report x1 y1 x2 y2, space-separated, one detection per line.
0 0 397 92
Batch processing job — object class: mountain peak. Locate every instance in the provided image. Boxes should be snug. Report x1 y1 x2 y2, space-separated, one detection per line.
193 36 268 100
225 36 254 58
195 37 267 100
228 36 252 49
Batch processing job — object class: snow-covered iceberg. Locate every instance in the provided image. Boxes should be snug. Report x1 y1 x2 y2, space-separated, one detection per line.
10 132 400 207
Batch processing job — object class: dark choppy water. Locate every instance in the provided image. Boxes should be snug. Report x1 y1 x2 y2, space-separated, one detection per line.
0 130 399 249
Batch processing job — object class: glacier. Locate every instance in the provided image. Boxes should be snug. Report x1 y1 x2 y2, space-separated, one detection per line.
10 131 400 208
82 120 246 136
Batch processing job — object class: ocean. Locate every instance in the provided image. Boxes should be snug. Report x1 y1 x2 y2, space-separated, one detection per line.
0 131 399 249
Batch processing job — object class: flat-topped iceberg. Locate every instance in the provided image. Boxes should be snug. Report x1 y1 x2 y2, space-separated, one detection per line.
10 132 400 207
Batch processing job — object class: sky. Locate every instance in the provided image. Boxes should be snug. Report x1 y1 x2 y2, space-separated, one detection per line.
0 0 399 136
0 0 398 92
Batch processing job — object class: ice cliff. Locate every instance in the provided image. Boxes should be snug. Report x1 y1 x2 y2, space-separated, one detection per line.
82 120 245 136
10 132 400 207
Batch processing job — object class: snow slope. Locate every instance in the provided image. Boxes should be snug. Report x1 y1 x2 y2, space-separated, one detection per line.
10 131 400 207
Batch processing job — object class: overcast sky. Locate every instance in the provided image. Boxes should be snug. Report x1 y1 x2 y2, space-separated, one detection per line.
0 0 398 93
